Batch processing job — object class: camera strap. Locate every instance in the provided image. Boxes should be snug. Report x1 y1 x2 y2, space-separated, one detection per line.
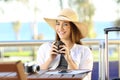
56 54 68 70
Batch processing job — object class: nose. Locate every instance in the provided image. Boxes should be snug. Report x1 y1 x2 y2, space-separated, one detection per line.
58 24 64 31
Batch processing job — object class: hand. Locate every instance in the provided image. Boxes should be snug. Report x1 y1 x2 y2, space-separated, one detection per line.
59 45 71 60
59 45 78 69
49 42 59 60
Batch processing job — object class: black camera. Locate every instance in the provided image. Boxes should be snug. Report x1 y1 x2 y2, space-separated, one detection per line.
54 41 65 50
24 62 40 74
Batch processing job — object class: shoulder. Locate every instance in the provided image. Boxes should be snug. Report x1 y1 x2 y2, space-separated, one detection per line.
74 44 93 59
74 44 91 51
73 44 92 55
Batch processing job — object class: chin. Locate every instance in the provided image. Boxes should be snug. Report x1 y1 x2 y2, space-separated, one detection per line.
59 35 68 39
59 37 67 39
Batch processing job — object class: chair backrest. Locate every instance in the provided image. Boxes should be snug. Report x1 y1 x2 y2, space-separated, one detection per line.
0 61 27 80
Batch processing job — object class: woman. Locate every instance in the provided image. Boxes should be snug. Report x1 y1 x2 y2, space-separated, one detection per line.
36 8 93 80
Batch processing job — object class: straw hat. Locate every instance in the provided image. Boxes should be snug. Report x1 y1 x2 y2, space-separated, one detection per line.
44 8 88 39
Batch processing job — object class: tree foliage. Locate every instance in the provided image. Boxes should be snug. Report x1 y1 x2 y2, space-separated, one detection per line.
68 0 96 38
114 0 120 27
12 21 21 40
115 0 120 3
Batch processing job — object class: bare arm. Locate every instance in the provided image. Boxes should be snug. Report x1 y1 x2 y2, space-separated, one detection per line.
59 45 78 69
40 58 53 69
67 54 78 69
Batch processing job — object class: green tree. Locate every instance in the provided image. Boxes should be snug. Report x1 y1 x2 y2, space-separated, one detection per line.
115 0 120 3
12 21 21 40
114 0 120 26
68 0 96 38
59 0 63 9
0 0 22 40
18 0 41 60
16 0 41 40
12 21 23 52
114 1 120 75
114 0 120 35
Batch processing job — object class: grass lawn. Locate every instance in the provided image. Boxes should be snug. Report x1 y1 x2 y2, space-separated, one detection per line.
1 50 36 62
3 51 33 57
92 50 119 61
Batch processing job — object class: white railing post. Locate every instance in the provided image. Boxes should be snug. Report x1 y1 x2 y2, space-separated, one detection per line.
99 40 105 80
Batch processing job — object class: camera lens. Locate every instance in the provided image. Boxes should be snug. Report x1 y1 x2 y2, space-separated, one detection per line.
33 65 40 72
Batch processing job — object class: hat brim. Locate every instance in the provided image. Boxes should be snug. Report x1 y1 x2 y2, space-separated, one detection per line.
44 17 88 39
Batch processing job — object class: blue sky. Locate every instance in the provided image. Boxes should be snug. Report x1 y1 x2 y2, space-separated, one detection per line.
0 21 119 41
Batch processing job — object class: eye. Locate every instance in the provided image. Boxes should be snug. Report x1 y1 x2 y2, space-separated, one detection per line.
56 21 60 26
63 22 69 27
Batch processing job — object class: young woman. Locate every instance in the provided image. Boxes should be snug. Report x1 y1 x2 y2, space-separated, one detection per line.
36 8 93 80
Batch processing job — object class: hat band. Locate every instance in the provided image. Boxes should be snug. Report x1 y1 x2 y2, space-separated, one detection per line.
58 15 78 22
57 15 71 21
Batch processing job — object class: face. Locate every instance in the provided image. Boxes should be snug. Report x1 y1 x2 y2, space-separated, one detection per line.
55 20 71 40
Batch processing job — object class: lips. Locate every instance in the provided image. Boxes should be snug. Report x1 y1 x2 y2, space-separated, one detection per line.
59 31 65 35
58 31 66 36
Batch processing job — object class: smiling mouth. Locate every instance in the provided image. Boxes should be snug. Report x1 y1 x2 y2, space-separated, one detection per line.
58 31 66 35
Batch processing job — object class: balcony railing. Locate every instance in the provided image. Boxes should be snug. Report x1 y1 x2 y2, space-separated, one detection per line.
0 39 120 47
0 39 120 80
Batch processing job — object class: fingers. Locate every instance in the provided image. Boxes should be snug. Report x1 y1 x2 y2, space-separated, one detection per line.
51 42 68 55
51 48 58 55
58 45 66 54
52 42 58 49
51 42 59 54
50 43 58 59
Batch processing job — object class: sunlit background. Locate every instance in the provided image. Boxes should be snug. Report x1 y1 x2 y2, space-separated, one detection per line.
0 0 120 79
0 0 120 41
